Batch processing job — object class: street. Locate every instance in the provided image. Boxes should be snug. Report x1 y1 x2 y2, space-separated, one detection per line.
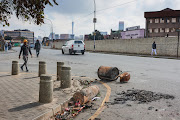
0 47 180 120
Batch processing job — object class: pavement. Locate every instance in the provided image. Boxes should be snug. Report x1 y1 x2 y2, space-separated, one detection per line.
0 47 180 120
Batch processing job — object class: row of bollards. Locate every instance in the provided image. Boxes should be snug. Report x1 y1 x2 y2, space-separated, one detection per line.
11 60 72 103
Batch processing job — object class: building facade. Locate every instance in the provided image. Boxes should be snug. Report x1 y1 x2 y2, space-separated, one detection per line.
145 8 180 37
119 21 124 31
4 29 34 43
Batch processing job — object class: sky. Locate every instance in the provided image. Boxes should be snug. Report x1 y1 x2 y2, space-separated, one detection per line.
1 0 180 38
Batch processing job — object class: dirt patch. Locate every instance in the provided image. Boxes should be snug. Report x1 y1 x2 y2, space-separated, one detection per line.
112 89 175 105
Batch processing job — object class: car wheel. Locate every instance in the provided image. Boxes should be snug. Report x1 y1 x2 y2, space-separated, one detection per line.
62 49 64 54
82 52 84 55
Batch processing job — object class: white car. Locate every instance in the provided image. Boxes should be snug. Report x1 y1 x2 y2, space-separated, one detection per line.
62 40 85 55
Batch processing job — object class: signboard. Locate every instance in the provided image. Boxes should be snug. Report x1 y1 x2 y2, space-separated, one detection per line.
126 26 140 31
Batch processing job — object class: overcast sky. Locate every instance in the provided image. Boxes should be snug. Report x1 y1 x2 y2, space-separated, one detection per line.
1 0 180 37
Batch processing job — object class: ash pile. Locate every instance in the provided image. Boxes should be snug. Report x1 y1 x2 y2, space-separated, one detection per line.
113 89 175 104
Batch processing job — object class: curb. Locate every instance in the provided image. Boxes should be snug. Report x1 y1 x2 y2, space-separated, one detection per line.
32 97 72 120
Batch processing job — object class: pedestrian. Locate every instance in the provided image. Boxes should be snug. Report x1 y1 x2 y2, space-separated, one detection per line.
34 40 41 57
19 39 32 72
4 41 8 52
151 41 157 56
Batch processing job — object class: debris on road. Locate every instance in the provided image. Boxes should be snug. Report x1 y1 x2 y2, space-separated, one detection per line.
120 72 130 82
97 66 131 83
112 89 175 105
97 66 120 80
50 85 100 120
73 85 100 104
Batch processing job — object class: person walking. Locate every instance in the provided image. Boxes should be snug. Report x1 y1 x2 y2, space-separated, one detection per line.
34 40 41 57
19 39 32 72
4 41 8 52
151 41 157 56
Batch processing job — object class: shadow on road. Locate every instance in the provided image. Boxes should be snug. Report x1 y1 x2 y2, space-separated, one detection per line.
8 102 42 112
0 75 11 77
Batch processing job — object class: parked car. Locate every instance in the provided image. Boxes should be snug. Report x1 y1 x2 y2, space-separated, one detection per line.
62 40 85 55
30 43 35 49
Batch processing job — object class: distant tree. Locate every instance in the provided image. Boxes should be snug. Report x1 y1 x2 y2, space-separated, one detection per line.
88 30 104 40
0 0 58 27
4 36 12 40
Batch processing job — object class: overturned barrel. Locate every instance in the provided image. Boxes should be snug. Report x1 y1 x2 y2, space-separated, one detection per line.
73 85 99 104
97 66 120 80
120 72 130 82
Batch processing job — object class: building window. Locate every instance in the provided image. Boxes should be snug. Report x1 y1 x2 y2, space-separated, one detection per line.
155 18 159 23
165 28 169 33
149 19 153 23
160 28 164 33
171 28 175 32
172 18 176 23
154 28 159 33
166 18 170 23
160 18 164 23
148 29 152 33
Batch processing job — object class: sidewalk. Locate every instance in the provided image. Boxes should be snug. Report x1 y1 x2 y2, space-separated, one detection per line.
87 50 180 60
0 72 77 120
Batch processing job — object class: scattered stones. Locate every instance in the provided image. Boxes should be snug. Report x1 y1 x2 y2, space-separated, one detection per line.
148 106 154 110
113 89 175 104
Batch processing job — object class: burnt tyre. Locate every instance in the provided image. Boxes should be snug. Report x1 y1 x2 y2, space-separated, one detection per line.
62 49 64 54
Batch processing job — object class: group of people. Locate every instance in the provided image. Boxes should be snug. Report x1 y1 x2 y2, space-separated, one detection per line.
19 39 41 72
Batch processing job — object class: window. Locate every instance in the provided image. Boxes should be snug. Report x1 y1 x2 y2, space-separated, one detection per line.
160 18 164 23
154 28 159 33
165 28 169 33
148 29 152 33
160 28 164 33
149 19 153 23
166 18 170 23
74 41 83 44
172 18 176 23
155 19 159 23
171 28 175 32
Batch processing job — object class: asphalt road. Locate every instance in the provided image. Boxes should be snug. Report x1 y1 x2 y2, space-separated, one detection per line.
0 47 180 120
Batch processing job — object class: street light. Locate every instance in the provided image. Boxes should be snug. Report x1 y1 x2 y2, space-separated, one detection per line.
45 18 53 40
93 0 96 51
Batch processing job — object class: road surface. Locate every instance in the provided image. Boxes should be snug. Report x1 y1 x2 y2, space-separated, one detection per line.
0 47 180 120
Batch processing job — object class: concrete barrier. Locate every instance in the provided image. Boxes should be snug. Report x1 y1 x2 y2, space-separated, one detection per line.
12 61 19 75
57 62 64 81
61 66 71 89
38 61 46 77
39 74 53 103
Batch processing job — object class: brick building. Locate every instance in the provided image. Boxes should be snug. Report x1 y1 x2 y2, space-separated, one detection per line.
144 8 180 37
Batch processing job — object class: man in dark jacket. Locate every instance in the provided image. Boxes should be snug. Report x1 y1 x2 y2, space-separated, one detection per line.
151 41 157 55
19 39 32 72
34 40 41 57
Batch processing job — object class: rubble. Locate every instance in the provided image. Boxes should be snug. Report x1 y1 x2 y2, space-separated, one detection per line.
112 89 175 104
120 72 130 82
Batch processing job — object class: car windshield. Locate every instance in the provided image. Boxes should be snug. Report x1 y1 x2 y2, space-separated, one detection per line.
74 41 83 44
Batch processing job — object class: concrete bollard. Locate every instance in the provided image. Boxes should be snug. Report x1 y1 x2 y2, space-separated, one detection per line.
12 61 19 75
38 61 46 77
61 66 71 89
39 74 53 103
57 62 64 81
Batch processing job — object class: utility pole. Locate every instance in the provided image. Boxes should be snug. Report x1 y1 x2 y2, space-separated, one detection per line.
93 0 96 51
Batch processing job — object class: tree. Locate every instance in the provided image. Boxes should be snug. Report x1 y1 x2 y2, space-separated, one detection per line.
0 0 58 27
4 36 12 40
88 30 104 40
